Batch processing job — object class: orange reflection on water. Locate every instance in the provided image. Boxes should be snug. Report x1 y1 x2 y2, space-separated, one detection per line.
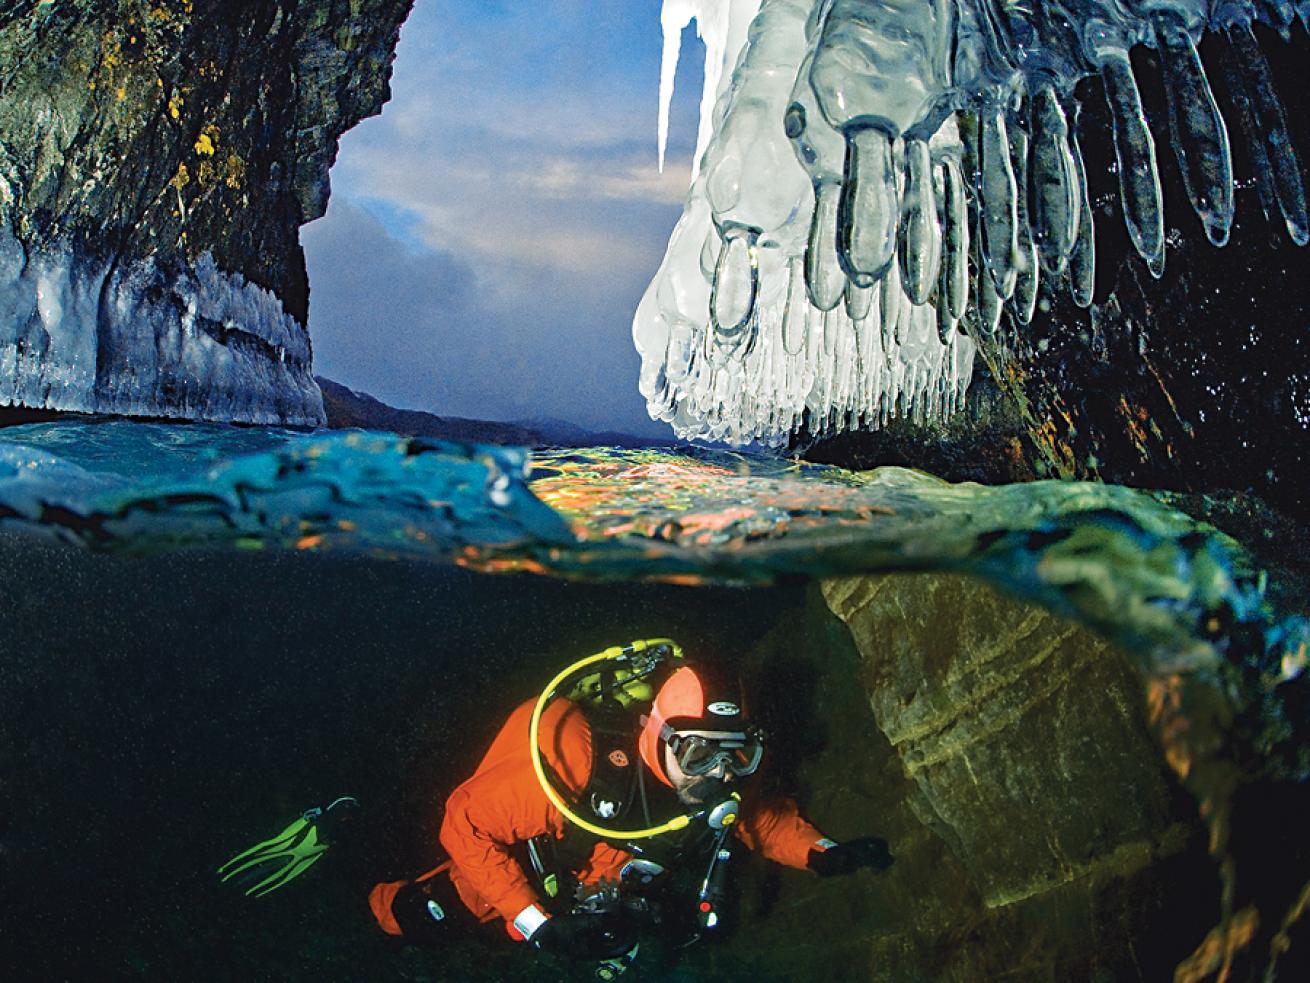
1147 674 1192 780
529 449 891 548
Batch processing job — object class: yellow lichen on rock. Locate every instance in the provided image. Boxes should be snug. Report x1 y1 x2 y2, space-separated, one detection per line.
223 154 245 190
193 124 218 157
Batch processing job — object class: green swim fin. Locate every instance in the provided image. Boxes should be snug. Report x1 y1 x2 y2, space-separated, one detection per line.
217 795 358 897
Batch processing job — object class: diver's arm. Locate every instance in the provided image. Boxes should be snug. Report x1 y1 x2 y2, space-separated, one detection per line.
735 796 831 869
438 775 548 930
437 699 595 938
738 798 893 874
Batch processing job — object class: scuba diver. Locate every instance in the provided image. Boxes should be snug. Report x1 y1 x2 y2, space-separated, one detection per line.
219 639 893 976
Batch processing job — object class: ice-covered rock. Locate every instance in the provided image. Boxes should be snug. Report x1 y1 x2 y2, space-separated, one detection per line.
640 0 1308 446
0 230 319 423
0 1 414 425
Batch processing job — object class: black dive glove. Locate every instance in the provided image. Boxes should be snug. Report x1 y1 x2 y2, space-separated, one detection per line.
807 837 894 877
531 911 638 961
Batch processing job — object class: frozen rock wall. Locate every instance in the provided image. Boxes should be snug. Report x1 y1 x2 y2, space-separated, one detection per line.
640 0 1310 465
0 0 414 425
808 29 1310 522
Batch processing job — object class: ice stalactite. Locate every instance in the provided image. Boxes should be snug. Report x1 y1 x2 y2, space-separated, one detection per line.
636 0 1308 445
658 0 764 178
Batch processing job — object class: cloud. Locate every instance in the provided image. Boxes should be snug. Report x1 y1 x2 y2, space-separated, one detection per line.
335 139 689 274
302 198 668 436
525 156 690 205
301 1 710 436
327 0 703 268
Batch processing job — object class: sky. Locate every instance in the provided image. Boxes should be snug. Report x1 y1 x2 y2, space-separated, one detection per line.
302 1 706 436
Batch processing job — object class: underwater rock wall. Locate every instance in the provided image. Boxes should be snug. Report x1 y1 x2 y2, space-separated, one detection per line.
822 574 1195 906
0 0 413 424
719 574 1217 980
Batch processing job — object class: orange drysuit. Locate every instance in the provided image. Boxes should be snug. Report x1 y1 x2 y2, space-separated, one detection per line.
373 696 828 940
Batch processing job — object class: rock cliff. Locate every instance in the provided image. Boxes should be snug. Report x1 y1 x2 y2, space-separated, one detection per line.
0 0 413 424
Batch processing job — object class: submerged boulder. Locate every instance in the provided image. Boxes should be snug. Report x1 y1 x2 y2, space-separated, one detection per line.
822 574 1192 912
0 0 413 424
708 576 1220 981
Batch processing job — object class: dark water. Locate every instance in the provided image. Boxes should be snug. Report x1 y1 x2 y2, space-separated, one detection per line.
1 419 1307 980
0 533 804 981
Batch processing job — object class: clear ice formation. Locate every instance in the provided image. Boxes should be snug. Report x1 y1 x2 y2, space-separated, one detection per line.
636 0 1308 445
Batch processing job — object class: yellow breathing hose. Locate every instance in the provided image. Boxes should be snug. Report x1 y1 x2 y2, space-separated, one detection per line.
528 637 699 839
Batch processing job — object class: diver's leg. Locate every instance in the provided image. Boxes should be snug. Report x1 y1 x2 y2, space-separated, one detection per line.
369 862 489 946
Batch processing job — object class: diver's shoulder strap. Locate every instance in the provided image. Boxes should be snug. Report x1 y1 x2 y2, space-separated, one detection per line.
584 711 640 824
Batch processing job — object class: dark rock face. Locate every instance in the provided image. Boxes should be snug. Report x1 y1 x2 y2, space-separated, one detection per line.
807 28 1310 522
718 574 1221 981
0 0 414 424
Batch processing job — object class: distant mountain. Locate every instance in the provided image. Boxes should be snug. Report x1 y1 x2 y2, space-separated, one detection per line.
317 377 542 444
316 378 667 448
511 415 669 449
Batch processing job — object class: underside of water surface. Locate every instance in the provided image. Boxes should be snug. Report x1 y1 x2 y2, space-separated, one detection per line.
0 420 1307 980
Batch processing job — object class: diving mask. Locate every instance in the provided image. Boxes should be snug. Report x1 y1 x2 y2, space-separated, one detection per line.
663 727 764 778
